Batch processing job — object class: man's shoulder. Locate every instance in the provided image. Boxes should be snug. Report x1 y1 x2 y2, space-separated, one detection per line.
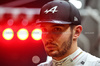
86 52 100 61
84 52 100 66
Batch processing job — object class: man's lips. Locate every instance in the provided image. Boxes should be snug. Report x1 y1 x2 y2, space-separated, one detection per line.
45 42 58 50
46 44 57 49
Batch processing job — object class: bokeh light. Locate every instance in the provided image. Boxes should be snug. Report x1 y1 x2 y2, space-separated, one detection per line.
17 28 29 40
2 28 14 40
31 29 42 40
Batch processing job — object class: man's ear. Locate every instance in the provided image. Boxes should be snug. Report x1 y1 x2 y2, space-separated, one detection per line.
73 25 82 40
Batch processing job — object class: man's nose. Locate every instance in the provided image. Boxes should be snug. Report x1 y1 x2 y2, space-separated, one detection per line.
43 32 54 42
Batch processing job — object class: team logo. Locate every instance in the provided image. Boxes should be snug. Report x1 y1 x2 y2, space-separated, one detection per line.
44 6 58 14
74 16 78 21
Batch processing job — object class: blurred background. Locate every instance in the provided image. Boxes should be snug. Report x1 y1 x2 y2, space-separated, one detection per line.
0 0 100 66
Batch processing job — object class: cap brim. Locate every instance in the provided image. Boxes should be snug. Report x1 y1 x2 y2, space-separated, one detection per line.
36 20 72 24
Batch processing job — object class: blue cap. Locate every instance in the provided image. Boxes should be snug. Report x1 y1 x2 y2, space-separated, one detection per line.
36 0 81 25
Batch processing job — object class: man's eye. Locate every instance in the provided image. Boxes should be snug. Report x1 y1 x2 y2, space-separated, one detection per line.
53 28 62 32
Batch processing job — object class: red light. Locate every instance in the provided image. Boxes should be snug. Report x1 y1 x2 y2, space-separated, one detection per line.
2 28 14 40
31 29 42 40
17 28 29 40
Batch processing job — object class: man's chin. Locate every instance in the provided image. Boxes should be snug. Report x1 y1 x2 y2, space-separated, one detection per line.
46 50 59 57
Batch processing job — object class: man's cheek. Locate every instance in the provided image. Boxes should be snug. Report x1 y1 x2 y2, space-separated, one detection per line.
56 34 66 40
41 38 46 46
42 35 46 41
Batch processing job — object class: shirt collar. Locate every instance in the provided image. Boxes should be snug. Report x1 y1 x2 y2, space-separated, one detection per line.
52 47 83 66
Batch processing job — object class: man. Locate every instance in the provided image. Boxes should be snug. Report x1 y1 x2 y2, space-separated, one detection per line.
36 0 100 66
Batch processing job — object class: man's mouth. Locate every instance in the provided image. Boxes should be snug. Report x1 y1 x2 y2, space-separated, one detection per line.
45 42 58 49
46 44 57 50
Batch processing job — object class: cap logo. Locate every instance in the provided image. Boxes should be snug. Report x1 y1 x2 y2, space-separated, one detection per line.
44 6 58 14
74 16 78 21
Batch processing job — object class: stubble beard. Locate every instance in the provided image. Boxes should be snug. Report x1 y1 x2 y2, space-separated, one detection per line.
46 34 73 57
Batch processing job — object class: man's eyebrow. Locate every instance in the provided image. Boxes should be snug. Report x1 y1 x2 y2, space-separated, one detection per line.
39 25 45 27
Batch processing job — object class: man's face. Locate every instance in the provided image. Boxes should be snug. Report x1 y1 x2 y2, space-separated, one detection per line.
40 23 73 57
